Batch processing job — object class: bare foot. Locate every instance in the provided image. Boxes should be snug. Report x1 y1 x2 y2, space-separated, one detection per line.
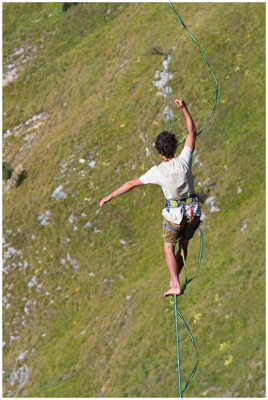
164 287 182 297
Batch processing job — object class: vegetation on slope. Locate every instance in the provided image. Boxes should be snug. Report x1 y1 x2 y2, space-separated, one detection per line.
3 3 265 397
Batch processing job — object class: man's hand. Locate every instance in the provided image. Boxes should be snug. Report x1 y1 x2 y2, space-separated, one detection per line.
99 194 112 207
175 99 186 109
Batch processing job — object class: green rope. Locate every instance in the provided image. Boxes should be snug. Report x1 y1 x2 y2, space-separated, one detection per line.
168 1 220 136
165 5 214 395
176 304 199 396
170 228 204 397
181 229 204 293
173 295 183 397
170 295 199 398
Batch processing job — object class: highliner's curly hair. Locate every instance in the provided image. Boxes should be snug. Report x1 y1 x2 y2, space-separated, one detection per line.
154 131 178 158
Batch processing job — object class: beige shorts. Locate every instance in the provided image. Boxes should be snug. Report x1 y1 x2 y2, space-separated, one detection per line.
162 215 201 244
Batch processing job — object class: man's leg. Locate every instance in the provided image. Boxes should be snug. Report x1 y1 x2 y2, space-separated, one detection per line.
175 215 200 278
163 242 182 297
175 239 189 276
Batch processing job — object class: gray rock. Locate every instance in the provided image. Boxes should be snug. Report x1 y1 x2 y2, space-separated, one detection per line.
163 106 174 122
8 364 29 392
68 214 76 223
240 223 248 232
88 160 96 168
66 253 80 272
37 210 52 226
51 185 67 200
16 351 28 361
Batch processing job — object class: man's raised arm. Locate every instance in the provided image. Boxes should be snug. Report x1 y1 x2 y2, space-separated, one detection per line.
175 99 197 152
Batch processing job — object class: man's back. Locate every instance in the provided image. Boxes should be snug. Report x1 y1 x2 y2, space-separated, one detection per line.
139 146 194 200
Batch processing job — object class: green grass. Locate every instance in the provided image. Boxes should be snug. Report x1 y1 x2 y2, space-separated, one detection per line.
3 2 265 397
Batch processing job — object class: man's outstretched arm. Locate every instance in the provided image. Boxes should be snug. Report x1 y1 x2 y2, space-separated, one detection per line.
99 178 144 207
175 99 197 152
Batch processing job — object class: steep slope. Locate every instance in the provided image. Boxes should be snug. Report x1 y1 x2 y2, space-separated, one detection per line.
3 3 265 397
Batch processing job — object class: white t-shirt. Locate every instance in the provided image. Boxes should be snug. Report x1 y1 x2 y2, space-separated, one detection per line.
139 146 194 224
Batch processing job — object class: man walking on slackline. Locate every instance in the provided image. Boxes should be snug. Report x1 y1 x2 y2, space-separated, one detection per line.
99 99 201 297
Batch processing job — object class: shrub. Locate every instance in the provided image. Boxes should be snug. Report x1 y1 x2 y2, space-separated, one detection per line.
16 170 28 187
3 162 13 181
62 3 78 12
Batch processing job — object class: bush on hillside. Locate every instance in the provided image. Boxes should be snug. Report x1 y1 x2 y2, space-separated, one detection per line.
3 162 12 181
16 170 28 187
62 3 78 12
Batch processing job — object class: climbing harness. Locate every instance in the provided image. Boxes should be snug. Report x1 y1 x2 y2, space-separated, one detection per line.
167 1 220 136
164 195 201 217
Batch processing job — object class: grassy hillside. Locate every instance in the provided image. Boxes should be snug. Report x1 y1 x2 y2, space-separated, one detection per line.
3 2 265 397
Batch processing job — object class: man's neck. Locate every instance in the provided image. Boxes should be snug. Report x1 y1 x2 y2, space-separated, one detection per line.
162 156 173 162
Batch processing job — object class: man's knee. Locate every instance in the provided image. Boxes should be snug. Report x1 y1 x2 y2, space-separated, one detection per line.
164 242 176 254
